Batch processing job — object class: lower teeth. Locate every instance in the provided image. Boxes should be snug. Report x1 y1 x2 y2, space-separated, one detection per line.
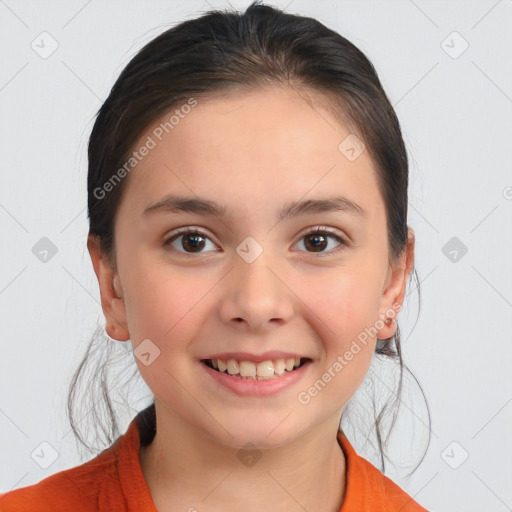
229 373 287 380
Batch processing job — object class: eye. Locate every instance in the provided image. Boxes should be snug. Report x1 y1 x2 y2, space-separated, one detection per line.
164 227 218 254
294 226 347 256
163 226 347 256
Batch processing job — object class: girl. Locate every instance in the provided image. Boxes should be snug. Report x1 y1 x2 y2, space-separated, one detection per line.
0 2 429 510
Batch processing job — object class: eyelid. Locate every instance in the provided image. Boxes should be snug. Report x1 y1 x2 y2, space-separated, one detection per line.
167 226 216 240
298 224 346 240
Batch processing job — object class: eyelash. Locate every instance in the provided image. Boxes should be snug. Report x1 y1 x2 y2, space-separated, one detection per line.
163 226 347 257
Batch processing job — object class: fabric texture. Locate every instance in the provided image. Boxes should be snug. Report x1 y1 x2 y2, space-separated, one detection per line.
0 404 428 511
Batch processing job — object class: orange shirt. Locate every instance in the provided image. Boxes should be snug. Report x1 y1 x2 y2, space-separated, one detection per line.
0 406 428 511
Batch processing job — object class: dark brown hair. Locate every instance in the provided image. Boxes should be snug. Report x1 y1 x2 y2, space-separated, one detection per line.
68 0 430 476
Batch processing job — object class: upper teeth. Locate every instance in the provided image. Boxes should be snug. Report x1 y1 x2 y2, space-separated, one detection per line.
211 357 302 377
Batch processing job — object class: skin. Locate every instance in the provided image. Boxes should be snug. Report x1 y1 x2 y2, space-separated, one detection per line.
88 86 415 512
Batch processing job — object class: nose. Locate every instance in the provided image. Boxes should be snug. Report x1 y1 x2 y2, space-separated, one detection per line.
218 254 294 332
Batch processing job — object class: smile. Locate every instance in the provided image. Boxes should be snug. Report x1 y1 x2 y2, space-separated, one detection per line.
201 357 311 380
198 353 314 397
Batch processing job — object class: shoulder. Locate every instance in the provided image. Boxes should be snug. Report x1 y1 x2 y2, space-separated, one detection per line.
338 432 429 511
0 440 124 512
1 404 158 512
374 467 429 511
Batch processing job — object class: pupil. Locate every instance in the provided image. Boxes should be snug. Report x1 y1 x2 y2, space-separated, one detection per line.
306 234 326 252
183 234 205 252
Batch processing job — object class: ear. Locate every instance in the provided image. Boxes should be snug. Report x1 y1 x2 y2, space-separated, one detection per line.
87 235 130 341
376 227 415 339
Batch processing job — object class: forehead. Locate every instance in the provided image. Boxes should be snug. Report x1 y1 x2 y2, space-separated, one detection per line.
120 86 383 223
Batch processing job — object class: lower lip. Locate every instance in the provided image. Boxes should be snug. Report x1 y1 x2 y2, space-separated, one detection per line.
200 360 312 397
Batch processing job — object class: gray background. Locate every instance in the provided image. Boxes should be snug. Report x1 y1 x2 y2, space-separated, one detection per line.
1 1 511 511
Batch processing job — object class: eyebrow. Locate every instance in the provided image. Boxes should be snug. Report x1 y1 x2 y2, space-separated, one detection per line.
142 194 367 221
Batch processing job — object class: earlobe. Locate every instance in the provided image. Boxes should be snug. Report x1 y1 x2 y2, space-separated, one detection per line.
87 235 130 342
107 304 130 341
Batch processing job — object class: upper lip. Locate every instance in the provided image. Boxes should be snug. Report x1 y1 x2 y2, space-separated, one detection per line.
201 351 311 364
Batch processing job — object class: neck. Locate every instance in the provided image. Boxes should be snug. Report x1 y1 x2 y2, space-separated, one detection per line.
139 401 346 512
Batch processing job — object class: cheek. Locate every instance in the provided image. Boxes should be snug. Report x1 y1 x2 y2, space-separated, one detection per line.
123 270 206 388
120 261 192 342
303 285 378 409
307 269 383 342
122 262 217 362
299 267 383 388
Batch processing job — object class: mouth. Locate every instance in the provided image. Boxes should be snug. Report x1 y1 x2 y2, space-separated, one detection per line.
200 357 312 380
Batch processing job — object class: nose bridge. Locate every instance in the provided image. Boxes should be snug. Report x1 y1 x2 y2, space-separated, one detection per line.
236 248 276 299
219 240 294 330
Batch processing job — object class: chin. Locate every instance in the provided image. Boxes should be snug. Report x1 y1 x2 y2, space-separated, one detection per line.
205 418 299 450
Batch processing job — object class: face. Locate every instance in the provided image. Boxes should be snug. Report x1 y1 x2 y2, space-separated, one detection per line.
89 86 414 449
